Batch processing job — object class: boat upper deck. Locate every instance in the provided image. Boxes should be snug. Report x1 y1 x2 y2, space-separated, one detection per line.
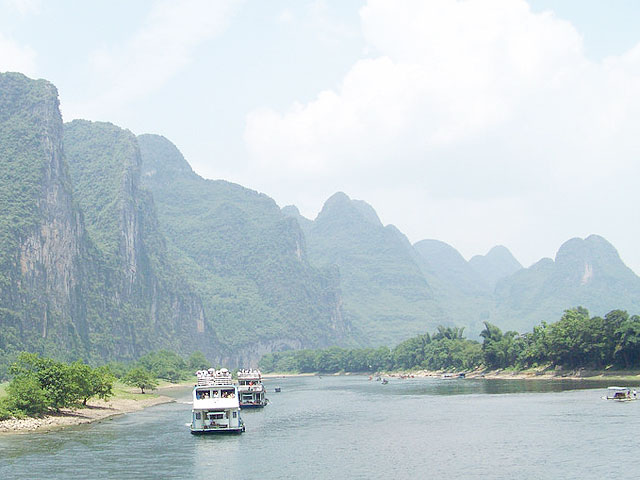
196 368 233 386
237 368 262 383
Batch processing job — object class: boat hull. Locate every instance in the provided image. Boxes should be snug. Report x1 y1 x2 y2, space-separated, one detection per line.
190 426 245 434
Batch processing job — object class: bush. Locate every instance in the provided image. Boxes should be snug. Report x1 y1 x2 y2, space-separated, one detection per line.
5 374 48 416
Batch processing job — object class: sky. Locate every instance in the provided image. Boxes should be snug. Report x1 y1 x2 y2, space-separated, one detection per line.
1 0 639 273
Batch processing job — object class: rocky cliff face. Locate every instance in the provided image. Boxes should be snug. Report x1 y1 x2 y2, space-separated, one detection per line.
0 74 219 363
63 120 218 361
0 73 89 357
138 134 351 363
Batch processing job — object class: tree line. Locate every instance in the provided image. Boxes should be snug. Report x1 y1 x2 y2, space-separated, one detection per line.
259 308 640 374
0 349 211 420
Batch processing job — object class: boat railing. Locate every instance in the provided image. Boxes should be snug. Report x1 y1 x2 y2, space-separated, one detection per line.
237 369 262 381
196 369 234 386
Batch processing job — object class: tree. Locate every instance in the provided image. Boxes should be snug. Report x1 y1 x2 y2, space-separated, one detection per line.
5 374 48 416
614 314 640 368
91 366 115 402
9 352 76 411
137 350 187 382
123 367 158 394
67 361 94 406
188 351 209 371
67 362 115 405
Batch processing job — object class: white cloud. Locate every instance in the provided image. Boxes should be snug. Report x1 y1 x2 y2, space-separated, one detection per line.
0 32 36 76
243 0 640 271
66 0 240 120
2 0 41 15
277 8 294 24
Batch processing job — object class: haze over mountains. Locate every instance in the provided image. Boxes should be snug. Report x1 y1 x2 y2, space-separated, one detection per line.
2 72 640 366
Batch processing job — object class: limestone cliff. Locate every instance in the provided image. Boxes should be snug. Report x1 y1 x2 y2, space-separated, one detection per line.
64 120 219 360
0 74 219 364
0 73 89 357
138 134 351 364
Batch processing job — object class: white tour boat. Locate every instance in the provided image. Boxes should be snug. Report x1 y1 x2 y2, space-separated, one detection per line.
190 368 245 434
604 386 638 401
237 368 268 408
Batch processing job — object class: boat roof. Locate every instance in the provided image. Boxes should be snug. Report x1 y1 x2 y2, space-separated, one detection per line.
607 386 630 391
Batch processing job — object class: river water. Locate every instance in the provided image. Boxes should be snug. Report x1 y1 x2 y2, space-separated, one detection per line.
1 375 639 479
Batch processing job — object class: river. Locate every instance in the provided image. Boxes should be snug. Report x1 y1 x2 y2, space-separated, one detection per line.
1 376 639 479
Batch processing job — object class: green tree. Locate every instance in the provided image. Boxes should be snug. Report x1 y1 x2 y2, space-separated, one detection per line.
5 374 48 416
188 351 209 371
137 350 187 383
123 367 158 394
9 352 76 411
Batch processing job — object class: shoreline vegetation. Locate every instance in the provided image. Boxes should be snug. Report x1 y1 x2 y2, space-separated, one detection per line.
0 350 208 434
260 308 640 380
0 382 180 435
264 368 640 382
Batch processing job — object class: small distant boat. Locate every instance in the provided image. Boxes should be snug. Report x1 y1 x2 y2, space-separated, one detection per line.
274 387 281 393
441 373 455 379
604 386 638 401
381 378 388 385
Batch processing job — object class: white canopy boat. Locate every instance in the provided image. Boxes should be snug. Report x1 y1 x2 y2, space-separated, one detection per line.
604 386 638 401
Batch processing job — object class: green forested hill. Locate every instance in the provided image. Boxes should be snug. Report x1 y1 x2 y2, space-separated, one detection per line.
299 192 445 346
412 239 493 336
490 235 640 333
0 74 219 368
4 72 640 370
137 134 351 363
469 245 523 290
63 120 217 360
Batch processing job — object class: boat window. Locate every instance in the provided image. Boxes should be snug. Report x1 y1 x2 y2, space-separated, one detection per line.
195 412 201 420
233 412 237 418
196 390 211 399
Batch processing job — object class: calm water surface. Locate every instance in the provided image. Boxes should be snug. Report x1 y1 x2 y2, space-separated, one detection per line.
1 376 639 479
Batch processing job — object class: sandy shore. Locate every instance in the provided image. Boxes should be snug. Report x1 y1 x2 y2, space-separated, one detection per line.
0 392 175 435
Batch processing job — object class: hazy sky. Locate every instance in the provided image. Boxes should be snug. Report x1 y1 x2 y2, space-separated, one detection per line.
1 0 639 273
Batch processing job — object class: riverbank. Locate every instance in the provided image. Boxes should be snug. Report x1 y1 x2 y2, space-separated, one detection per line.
0 383 182 435
382 367 640 382
261 367 640 382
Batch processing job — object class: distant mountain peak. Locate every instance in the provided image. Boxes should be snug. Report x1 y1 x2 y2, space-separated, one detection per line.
555 234 621 267
469 244 522 289
281 205 301 217
317 192 382 226
138 133 195 179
